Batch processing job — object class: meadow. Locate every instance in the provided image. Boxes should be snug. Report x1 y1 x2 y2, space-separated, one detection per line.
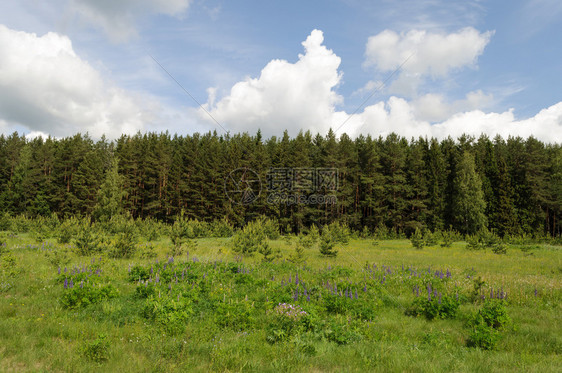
0 223 560 372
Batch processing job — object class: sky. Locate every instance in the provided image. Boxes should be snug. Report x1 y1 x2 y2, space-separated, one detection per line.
0 0 561 141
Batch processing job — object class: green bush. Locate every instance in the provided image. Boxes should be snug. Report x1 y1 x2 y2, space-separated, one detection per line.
406 293 460 320
265 303 308 344
466 299 511 350
215 301 255 329
110 222 138 258
81 334 110 363
142 295 194 335
61 283 118 309
231 219 270 257
410 228 425 250
74 220 100 256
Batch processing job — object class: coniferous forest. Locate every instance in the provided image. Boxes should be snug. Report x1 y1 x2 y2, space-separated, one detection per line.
1 129 560 238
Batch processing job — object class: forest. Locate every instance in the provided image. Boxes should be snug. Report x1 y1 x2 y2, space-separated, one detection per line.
1 129 560 238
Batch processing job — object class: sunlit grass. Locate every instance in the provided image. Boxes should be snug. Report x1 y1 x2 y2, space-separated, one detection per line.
0 233 560 372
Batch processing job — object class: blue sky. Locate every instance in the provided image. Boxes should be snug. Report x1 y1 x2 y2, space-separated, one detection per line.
0 0 561 141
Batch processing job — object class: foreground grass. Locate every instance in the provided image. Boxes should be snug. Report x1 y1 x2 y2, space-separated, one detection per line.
0 234 560 372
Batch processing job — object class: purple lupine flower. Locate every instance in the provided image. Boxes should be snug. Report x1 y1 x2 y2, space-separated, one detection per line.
354 289 358 299
381 276 385 285
416 286 420 297
534 288 538 297
163 264 167 270
345 288 349 298
306 292 310 302
446 269 451 278
64 278 68 289
169 257 174 264
168 284 172 291
80 280 84 289
293 289 298 301
70 279 74 288
363 284 367 292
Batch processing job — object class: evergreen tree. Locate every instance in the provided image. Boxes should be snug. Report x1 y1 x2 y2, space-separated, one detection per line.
452 151 487 234
94 157 125 222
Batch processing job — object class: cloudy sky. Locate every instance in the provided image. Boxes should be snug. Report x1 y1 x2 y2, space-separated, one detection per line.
0 0 561 141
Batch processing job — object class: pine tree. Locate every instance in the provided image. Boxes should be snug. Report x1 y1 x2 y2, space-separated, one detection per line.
452 151 487 234
94 157 125 222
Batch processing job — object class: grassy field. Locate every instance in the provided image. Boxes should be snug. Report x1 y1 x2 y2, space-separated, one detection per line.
0 234 560 372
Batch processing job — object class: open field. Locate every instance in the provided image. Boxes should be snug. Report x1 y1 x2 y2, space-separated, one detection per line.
0 234 561 372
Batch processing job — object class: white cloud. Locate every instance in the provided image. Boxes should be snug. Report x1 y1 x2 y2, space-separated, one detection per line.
353 98 562 143
0 25 148 138
364 27 493 95
69 0 192 42
201 29 345 136
412 90 494 123
200 28 562 143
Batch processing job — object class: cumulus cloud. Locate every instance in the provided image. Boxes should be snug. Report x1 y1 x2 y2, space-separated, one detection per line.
0 25 148 138
200 28 562 143
364 27 493 95
69 0 192 42
412 90 494 123
201 29 345 136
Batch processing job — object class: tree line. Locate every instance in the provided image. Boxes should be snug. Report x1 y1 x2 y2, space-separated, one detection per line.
0 129 560 238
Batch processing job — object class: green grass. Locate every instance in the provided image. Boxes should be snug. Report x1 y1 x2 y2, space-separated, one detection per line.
0 233 560 372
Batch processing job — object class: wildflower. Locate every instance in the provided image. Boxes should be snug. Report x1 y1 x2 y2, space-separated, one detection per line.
363 284 367 292
354 289 358 299
64 278 68 289
534 288 538 297
57 267 61 275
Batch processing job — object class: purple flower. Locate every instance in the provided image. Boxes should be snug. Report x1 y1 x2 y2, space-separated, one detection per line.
534 288 538 297
64 278 68 289
363 284 367 292
58 267 61 275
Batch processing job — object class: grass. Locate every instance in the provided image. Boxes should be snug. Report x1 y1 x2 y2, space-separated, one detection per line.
0 233 560 372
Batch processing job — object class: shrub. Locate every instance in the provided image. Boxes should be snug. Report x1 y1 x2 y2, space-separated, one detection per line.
319 226 338 257
265 303 308 344
61 283 118 309
231 219 270 257
138 243 157 259
215 301 255 330
142 295 194 335
57 217 80 244
74 220 100 256
81 334 110 363
492 242 508 255
324 319 361 345
324 222 350 245
466 299 511 350
440 230 455 248
44 247 71 268
410 228 425 250
406 293 460 320
109 222 138 258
